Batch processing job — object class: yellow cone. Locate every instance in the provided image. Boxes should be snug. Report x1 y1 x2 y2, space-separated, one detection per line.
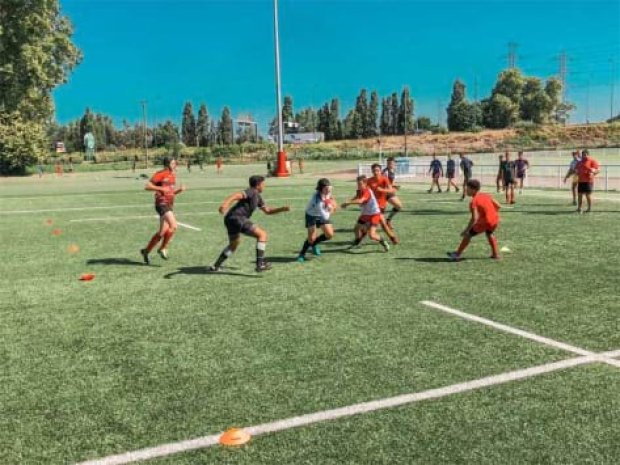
219 428 251 447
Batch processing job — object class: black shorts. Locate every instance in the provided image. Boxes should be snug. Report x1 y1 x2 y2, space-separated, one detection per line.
503 176 515 186
468 225 497 237
305 214 331 229
386 193 396 200
155 204 173 217
577 182 593 194
225 216 256 240
447 171 455 179
463 173 472 182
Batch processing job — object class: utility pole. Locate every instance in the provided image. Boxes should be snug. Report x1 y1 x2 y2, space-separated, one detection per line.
507 42 518 69
273 0 289 176
140 100 148 168
610 58 616 121
558 51 568 104
585 77 590 124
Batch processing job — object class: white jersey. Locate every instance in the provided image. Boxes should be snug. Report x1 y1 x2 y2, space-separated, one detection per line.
306 191 332 221
360 188 381 216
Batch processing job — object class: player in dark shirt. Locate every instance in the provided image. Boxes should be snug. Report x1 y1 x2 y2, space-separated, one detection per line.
514 151 530 194
381 157 404 227
427 155 443 193
496 154 505 193
445 154 459 193
500 152 517 204
458 154 474 200
208 175 290 272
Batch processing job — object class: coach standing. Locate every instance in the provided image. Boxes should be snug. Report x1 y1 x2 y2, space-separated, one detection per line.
575 149 600 214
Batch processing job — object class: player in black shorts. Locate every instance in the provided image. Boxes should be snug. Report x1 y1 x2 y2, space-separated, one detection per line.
381 157 403 227
515 151 530 194
458 153 474 200
208 175 290 272
445 154 459 193
496 154 505 193
500 152 516 204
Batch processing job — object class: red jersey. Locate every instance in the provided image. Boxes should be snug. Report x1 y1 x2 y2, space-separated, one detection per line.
367 175 391 209
470 192 499 228
576 158 600 183
150 169 176 206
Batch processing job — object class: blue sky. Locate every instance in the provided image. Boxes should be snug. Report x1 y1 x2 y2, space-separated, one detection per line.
54 0 620 130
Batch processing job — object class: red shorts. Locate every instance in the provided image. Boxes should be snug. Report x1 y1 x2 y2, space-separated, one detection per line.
358 214 382 226
470 222 498 236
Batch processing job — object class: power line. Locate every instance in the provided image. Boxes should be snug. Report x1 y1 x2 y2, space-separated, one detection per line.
507 42 518 69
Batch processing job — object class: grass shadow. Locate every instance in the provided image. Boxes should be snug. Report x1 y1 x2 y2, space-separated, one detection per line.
164 266 259 279
268 256 299 263
86 258 158 267
395 257 487 263
409 210 467 216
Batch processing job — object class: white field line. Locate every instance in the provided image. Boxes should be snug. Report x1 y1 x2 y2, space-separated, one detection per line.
523 190 620 203
70 212 220 223
176 222 201 232
420 301 620 368
75 354 602 465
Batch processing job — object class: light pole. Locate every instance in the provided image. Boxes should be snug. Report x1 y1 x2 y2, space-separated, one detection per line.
141 100 148 168
273 0 289 176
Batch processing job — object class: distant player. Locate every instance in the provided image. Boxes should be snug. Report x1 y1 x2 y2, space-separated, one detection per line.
427 155 443 193
141 157 186 264
445 154 459 193
296 178 336 262
563 151 581 205
500 152 516 204
448 179 501 261
575 149 600 214
216 156 223 174
515 151 530 193
382 157 404 227
341 175 390 252
367 163 399 243
459 153 474 200
208 175 290 272
496 154 505 192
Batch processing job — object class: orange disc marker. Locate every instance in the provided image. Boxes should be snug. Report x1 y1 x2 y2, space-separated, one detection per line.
52 229 62 236
219 428 251 447
79 273 95 281
45 219 53 226
67 244 80 254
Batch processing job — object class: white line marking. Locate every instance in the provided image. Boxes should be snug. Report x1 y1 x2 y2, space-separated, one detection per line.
420 301 620 367
69 212 220 223
176 222 201 232
75 354 599 465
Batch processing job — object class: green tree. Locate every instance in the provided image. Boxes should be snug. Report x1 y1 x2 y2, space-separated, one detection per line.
390 92 399 135
380 97 392 135
153 120 180 148
0 112 46 174
416 116 432 130
196 103 209 147
354 89 368 138
343 109 359 139
181 102 196 147
447 80 477 131
328 98 341 140
482 94 519 129
398 87 414 135
219 107 233 145
282 95 294 123
317 103 330 139
366 91 379 138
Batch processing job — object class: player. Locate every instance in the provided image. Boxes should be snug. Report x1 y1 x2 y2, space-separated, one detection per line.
445 154 459 193
341 175 390 252
296 178 336 262
382 157 404 227
448 179 501 261
500 152 516 204
563 151 581 205
459 153 474 200
515 151 530 193
367 163 399 243
208 175 290 272
575 149 600 214
427 155 443 193
216 156 223 174
140 157 186 264
496 154 505 192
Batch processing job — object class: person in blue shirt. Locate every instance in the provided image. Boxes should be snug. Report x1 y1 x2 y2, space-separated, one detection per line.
445 154 459 193
459 153 474 200
427 154 443 193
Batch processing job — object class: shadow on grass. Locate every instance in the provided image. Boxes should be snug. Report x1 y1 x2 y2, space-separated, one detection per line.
86 258 158 267
268 256 299 263
395 257 487 263
164 266 260 279
409 209 467 216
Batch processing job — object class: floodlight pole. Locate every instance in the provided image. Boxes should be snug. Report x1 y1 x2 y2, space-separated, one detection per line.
273 0 289 176
141 100 149 168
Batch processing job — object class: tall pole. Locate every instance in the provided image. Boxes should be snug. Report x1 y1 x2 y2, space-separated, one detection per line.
141 100 148 168
610 58 616 121
273 0 289 176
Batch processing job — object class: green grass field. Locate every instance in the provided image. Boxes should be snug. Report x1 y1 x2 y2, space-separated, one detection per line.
1 162 619 464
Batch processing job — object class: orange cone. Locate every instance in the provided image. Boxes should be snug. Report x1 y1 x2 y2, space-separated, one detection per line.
52 228 62 236
219 428 251 447
67 244 80 254
45 219 53 226
79 273 95 281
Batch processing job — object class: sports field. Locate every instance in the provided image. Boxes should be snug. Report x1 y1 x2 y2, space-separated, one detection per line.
2 161 619 464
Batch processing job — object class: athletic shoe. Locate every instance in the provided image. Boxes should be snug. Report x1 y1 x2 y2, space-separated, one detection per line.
380 240 390 252
140 248 150 265
347 241 362 250
427 189 432 194
311 245 321 256
207 265 222 272
390 235 400 245
296 255 306 263
255 261 273 272
437 189 442 193
576 209 583 214
585 208 591 214
447 251 461 262
157 249 169 260
490 255 501 260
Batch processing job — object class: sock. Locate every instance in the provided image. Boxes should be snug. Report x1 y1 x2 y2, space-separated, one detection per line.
256 241 267 264
145 233 162 253
299 240 311 257
487 235 499 257
313 234 329 245
353 236 363 246
456 237 471 255
387 208 401 221
214 246 233 268
159 230 174 250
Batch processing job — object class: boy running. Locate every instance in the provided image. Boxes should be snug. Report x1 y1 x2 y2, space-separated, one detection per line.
575 149 600 214
445 154 459 193
459 153 474 200
563 151 581 205
368 163 399 243
296 178 336 262
341 175 390 252
382 157 404 227
515 151 530 194
209 175 290 272
427 155 443 193
448 179 501 261
141 157 186 264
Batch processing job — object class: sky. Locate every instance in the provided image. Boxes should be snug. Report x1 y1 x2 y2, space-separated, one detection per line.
54 0 620 131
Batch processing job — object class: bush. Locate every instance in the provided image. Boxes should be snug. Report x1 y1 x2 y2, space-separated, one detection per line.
0 112 46 175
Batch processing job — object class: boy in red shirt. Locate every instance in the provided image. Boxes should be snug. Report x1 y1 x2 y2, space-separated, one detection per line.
141 157 186 264
575 149 600 213
448 179 501 261
367 163 399 244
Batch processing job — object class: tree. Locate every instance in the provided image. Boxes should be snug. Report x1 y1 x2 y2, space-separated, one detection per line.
492 68 525 107
317 103 330 139
329 98 341 140
219 107 233 145
390 93 399 135
343 109 359 139
196 104 209 147
380 98 392 135
354 89 368 138
366 91 379 138
447 80 477 131
416 116 432 130
282 95 294 123
0 112 46 174
153 120 180 148
482 94 519 129
181 102 196 146
398 87 414 135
